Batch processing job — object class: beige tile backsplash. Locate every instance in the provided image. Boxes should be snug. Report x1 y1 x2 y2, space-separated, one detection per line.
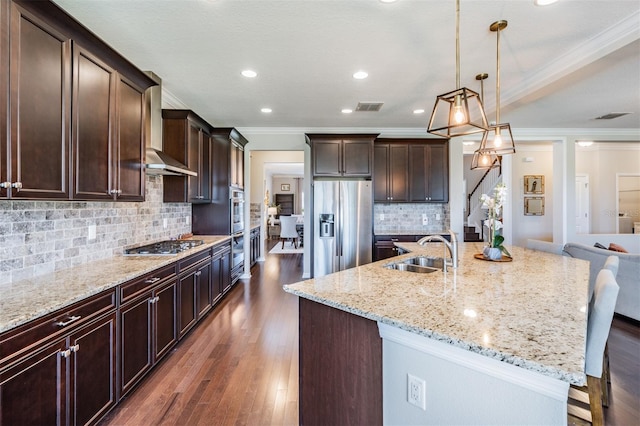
0 175 191 285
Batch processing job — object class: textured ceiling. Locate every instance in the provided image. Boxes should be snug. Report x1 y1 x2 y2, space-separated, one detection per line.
54 0 640 133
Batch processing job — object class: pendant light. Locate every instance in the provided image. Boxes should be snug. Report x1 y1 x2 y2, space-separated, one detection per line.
471 73 501 170
427 0 489 138
476 20 516 156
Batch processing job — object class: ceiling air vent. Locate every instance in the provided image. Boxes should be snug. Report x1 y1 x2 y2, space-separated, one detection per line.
355 102 384 112
594 112 632 120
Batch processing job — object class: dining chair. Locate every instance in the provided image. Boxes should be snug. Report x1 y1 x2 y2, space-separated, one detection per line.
279 215 300 249
568 268 619 426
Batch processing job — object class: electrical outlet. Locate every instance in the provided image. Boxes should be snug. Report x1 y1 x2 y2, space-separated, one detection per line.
407 374 427 410
163 218 168 229
380 213 385 221
422 214 428 225
436 213 441 221
87 224 96 241
185 215 190 225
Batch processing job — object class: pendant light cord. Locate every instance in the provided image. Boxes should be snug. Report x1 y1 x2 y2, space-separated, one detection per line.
496 23 501 124
455 0 461 89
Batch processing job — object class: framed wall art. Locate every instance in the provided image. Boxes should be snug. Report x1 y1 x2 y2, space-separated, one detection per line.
524 197 545 216
281 183 290 191
524 175 544 194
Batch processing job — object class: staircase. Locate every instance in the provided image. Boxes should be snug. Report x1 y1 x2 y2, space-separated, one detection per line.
465 160 502 242
464 226 483 242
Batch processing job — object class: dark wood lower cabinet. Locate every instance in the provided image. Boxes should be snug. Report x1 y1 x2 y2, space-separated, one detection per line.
0 312 116 426
0 339 67 425
72 313 117 426
299 298 382 426
1 245 231 424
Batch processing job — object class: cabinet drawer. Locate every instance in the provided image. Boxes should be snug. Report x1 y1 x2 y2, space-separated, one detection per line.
212 241 231 258
119 264 177 304
178 250 211 273
0 289 116 365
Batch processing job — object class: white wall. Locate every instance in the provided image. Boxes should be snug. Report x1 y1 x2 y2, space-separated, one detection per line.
575 143 640 233
511 144 555 247
243 132 311 278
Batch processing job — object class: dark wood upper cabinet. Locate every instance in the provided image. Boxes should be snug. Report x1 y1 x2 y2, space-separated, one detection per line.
114 74 145 201
72 44 115 200
373 142 409 202
408 140 449 202
191 128 248 235
162 109 212 203
4 3 71 199
307 134 377 178
72 47 146 201
1 0 155 201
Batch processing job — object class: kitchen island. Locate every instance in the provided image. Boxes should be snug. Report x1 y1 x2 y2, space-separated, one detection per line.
283 241 589 425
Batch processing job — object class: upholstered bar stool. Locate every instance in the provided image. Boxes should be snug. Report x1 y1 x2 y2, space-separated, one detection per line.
600 255 619 406
568 268 619 426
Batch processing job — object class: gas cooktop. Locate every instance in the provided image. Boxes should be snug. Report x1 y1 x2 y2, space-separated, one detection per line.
123 239 204 256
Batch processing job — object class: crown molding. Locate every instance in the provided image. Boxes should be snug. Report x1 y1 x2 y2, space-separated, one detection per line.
161 88 189 109
498 10 640 110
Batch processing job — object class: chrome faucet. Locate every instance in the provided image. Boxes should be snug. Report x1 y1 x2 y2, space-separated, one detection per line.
417 229 458 272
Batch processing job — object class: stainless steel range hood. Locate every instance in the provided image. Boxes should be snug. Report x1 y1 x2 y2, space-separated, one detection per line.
145 147 197 176
144 71 197 177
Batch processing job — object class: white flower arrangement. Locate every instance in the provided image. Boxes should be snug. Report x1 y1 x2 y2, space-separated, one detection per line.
480 183 510 257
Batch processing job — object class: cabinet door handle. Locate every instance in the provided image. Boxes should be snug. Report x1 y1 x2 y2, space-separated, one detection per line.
149 296 160 304
11 182 22 191
70 344 80 353
55 315 81 327
60 349 72 358
145 277 161 284
0 181 10 188
195 271 202 277
154 296 160 303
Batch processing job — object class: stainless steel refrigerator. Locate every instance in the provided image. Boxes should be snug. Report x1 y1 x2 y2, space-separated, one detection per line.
313 180 373 277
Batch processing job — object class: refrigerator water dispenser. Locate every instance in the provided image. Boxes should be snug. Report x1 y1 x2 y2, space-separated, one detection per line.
319 214 334 238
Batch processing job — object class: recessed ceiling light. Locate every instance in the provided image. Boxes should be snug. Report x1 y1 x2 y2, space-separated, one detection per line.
241 70 257 78
261 108 272 113
534 0 558 5
413 109 425 114
353 71 368 80
577 141 594 147
341 109 353 114
379 0 398 3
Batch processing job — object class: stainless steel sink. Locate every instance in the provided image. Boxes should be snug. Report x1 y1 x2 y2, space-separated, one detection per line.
384 256 445 274
402 256 445 269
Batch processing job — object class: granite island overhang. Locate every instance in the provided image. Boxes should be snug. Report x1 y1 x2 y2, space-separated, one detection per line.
284 241 590 425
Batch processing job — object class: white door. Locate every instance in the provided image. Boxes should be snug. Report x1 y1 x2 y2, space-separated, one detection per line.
575 174 590 234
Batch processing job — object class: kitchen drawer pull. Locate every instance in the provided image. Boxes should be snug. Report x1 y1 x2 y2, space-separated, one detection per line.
55 315 81 327
145 277 161 284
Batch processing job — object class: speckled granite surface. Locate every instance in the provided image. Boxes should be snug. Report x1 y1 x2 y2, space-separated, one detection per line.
0 236 230 333
284 241 590 385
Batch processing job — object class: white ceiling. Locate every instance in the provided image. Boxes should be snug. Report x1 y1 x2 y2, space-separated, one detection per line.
54 0 640 134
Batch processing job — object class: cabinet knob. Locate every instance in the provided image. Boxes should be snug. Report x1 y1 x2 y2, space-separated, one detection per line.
11 182 22 191
0 181 10 189
60 349 72 358
70 344 80 353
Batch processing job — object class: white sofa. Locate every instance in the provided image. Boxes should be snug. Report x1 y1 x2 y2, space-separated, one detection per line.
563 242 640 321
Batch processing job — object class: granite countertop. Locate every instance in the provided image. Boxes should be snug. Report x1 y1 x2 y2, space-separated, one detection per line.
0 236 230 334
284 241 590 385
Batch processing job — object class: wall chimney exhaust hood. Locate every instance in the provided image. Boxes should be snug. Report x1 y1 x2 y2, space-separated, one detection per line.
145 147 197 176
144 71 197 177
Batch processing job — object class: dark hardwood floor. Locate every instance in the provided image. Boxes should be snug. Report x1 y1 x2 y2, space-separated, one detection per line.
101 242 640 425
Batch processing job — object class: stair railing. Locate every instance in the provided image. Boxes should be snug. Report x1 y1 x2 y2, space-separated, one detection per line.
467 160 502 236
